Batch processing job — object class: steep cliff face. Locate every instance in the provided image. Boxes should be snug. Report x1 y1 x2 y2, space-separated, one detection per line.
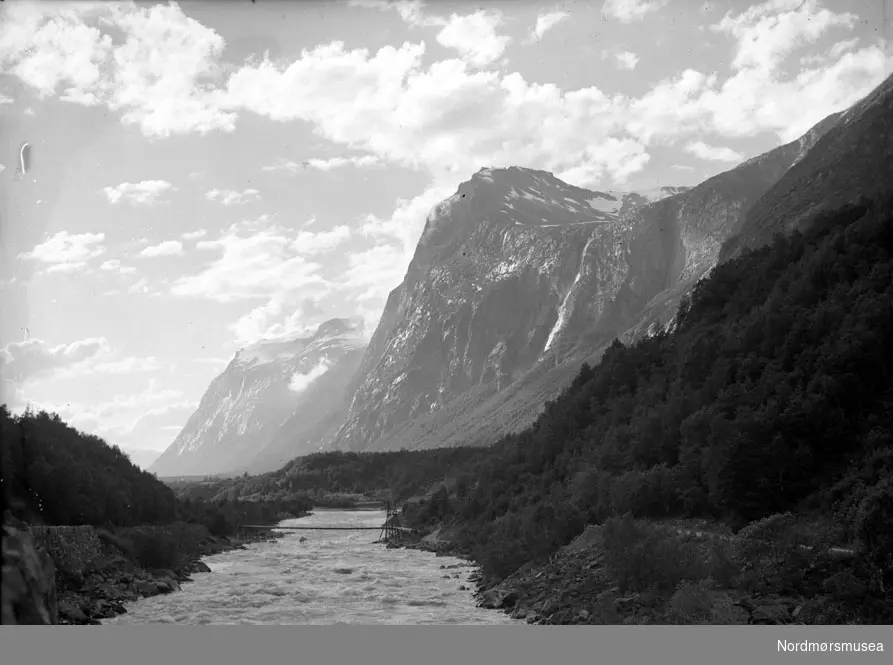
1 523 58 625
333 111 841 453
720 72 892 262
334 169 673 451
150 318 366 476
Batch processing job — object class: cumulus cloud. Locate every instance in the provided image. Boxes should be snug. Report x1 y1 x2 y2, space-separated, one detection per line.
1 336 109 383
529 10 570 42
205 188 260 205
18 230 105 273
601 0 669 23
1 0 887 188
139 240 183 257
171 216 344 305
0 1 235 137
261 155 382 173
435 10 510 68
684 140 744 162
306 155 382 171
182 229 207 240
713 0 857 72
605 50 640 70
288 358 332 393
99 259 137 274
102 180 174 205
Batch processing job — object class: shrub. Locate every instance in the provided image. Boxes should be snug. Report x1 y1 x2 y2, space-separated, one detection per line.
665 580 716 624
126 530 182 570
733 512 811 592
601 515 709 593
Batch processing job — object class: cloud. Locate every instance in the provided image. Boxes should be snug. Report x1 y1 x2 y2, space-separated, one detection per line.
529 10 570 42
3 0 887 189
229 295 327 346
99 259 137 274
216 222 349 345
435 10 510 68
684 141 744 162
14 379 197 452
171 216 342 304
713 0 858 72
348 0 433 27
0 2 235 137
307 155 382 171
205 188 260 205
18 231 105 272
223 41 644 187
88 356 162 374
0 1 113 100
1 336 109 383
182 229 207 240
261 155 383 173
801 38 861 66
127 277 152 294
341 183 455 331
601 0 669 23
288 358 332 393
261 160 306 174
102 180 174 205
139 240 184 257
604 50 640 70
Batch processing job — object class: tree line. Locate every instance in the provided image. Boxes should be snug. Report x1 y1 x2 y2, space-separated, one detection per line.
0 406 311 536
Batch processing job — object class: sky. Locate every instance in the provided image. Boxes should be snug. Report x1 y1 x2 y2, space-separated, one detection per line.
0 0 890 467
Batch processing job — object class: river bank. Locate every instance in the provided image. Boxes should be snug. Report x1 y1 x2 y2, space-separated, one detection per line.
387 518 888 626
54 527 287 625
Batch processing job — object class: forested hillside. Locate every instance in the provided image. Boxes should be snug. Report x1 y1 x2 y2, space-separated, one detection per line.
173 448 489 506
401 196 893 593
0 406 311 532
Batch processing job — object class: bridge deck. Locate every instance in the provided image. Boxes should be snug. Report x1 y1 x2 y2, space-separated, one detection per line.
240 524 413 531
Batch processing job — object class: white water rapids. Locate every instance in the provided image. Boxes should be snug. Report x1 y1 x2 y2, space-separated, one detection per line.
104 510 519 625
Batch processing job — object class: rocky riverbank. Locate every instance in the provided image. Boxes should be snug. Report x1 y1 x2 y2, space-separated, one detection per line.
386 520 885 626
56 528 287 625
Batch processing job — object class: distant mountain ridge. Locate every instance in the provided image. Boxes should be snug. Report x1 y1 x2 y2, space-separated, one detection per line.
149 318 366 476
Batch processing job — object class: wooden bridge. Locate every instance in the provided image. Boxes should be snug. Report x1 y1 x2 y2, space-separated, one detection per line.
240 502 411 543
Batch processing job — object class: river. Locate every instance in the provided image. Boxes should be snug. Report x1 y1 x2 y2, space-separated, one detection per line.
104 509 519 625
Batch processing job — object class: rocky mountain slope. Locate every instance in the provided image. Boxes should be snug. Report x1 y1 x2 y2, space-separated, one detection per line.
330 112 843 453
720 71 893 262
149 318 366 476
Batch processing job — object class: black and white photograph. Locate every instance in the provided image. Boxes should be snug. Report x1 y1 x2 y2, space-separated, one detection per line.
1 0 891 641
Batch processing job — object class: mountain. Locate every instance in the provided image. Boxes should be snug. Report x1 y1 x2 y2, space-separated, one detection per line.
720 71 893 261
330 113 842 454
149 318 366 476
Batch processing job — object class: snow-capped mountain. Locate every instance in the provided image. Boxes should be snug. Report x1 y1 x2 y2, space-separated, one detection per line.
149 318 366 476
